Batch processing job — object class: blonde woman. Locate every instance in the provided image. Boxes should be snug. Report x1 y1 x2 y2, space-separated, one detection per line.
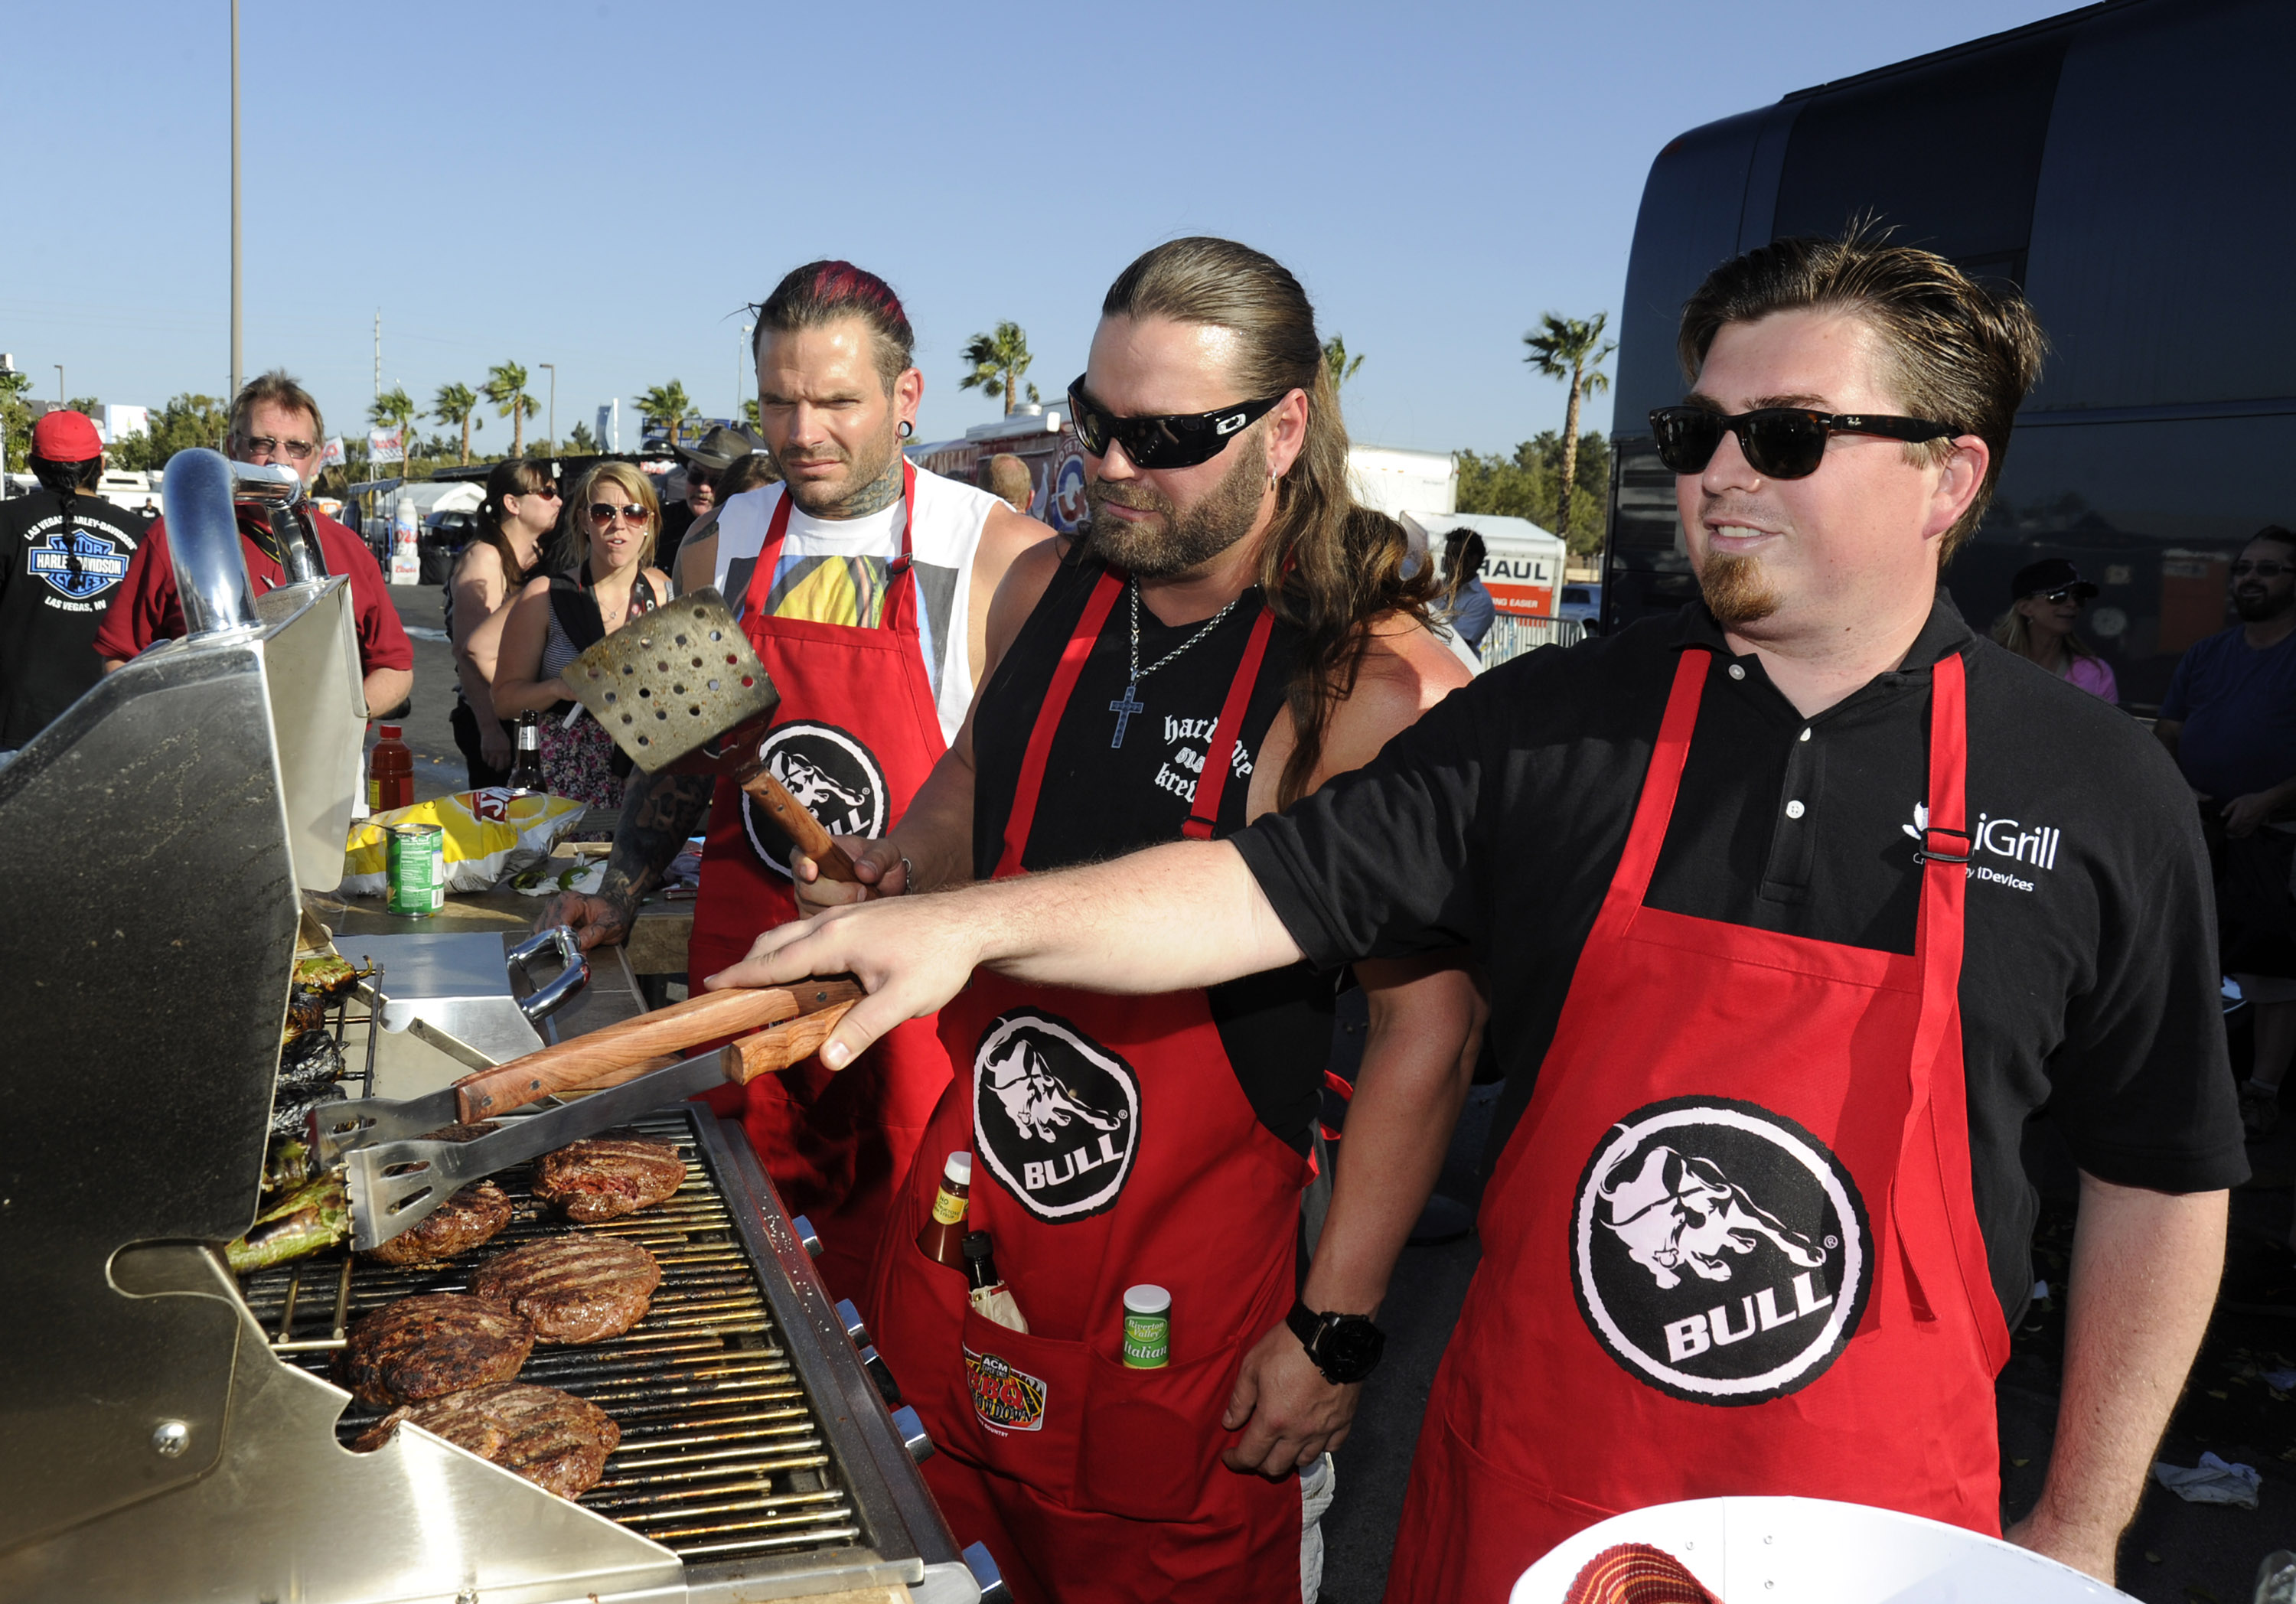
1991 558 2118 702
488 461 671 804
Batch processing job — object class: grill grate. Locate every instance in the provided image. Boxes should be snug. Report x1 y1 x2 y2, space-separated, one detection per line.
235 1108 865 1562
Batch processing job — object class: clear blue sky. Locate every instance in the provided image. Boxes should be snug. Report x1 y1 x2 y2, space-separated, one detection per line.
5 0 2073 459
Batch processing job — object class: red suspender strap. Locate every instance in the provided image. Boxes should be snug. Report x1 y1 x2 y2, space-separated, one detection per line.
1182 603 1277 840
1601 649 1711 930
993 569 1126 876
740 461 918 622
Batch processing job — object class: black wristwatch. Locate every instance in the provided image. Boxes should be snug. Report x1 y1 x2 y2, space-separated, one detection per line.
1287 1299 1386 1385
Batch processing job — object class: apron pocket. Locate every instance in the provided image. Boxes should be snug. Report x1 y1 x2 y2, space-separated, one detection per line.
1074 1342 1238 1524
956 1305 1087 1501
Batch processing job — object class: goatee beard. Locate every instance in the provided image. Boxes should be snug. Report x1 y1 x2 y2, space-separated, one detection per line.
1700 552 1779 627
2236 588 2293 624
1081 431 1267 578
781 425 902 518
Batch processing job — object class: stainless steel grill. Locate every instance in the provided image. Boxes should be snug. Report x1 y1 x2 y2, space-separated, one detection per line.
0 455 993 1603
241 1108 872 1566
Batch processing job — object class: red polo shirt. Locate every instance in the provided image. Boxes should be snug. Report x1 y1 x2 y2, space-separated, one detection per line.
93 505 413 678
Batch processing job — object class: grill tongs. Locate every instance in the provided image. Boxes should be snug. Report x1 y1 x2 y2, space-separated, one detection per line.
331 977 861 1251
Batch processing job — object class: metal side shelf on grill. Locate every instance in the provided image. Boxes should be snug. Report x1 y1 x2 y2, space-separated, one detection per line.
237 1104 973 1601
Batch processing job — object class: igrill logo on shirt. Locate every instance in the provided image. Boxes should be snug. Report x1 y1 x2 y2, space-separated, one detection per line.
1571 1097 1870 1407
1903 801 2060 892
739 720 889 878
972 1009 1140 1224
964 1344 1049 1433
28 524 131 602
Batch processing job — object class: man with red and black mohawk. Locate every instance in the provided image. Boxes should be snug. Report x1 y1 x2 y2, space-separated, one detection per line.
542 261 1048 1303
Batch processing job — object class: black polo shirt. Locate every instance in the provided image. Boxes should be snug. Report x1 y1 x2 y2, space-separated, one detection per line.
1234 598 2247 1325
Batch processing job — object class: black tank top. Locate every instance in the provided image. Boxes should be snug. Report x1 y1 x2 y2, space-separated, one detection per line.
972 552 1332 1153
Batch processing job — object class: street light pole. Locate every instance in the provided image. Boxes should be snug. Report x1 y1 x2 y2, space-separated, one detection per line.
539 364 556 454
54 365 64 405
230 0 242 401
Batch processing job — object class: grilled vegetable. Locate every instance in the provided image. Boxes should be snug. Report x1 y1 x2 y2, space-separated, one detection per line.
226 1175 348 1274
279 988 328 1047
293 953 371 996
263 1133 315 1193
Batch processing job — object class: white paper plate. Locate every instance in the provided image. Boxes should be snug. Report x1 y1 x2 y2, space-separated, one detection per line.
1509 1496 2138 1603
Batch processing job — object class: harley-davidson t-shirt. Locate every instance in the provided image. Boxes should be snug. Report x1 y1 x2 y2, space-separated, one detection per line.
0 489 145 748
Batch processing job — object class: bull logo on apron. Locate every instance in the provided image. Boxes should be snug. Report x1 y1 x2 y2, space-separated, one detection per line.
972 1010 1140 1223
1570 1097 1869 1406
739 720 889 878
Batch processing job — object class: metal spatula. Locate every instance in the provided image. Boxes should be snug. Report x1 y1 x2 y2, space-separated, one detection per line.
562 588 859 879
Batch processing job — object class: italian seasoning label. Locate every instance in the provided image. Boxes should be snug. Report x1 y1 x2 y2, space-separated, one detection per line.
1122 1284 1170 1369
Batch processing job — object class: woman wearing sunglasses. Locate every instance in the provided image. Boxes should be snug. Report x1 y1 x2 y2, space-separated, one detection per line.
448 458 560 787
488 460 670 807
1991 558 2117 703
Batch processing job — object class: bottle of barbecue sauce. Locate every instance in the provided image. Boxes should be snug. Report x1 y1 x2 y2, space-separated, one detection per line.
367 724 414 813
916 1151 972 1270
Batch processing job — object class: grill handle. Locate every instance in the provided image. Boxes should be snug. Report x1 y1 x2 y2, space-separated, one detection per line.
455 977 862 1121
160 448 260 637
508 924 589 1025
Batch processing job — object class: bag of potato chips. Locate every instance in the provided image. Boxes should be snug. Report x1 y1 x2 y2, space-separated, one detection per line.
341 789 588 895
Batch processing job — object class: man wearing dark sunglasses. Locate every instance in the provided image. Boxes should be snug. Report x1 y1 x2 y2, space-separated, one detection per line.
722 236 1475 1602
2157 527 2296 1140
719 226 2241 1597
94 369 412 717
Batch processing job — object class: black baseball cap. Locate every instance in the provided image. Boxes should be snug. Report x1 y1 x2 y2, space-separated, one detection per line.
2011 558 2097 601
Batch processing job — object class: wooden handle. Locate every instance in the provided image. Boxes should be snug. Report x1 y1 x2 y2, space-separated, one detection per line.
739 767 861 883
455 979 864 1120
722 1000 861 1083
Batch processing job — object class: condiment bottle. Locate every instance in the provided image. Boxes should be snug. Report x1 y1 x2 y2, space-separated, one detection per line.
915 1151 971 1270
505 712 544 794
1123 1284 1171 1369
367 724 414 813
963 1231 1030 1332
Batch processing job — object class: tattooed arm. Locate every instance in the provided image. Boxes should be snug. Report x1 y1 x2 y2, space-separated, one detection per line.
536 766 716 951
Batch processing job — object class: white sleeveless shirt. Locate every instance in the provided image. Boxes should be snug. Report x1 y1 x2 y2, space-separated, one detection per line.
709 464 1001 745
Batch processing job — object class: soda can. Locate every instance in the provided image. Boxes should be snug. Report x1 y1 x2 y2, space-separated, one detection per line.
385 822 445 917
1122 1284 1170 1369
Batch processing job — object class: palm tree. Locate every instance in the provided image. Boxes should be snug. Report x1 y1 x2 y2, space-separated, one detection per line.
957 322 1032 414
1521 312 1615 533
484 361 539 458
1322 334 1364 392
432 381 481 465
637 380 697 449
368 385 420 471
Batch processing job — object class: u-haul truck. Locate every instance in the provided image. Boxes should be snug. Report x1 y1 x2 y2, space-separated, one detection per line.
1401 510 1566 617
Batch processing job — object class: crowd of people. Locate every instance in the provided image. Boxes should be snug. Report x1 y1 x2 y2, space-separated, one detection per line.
1 225 2289 1602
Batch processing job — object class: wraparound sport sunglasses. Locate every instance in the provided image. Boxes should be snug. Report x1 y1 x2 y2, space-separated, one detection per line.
1066 375 1286 470
1650 405 1963 479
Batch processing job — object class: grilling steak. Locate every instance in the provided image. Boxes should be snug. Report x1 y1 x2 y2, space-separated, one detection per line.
363 1179 514 1267
336 1293 535 1406
352 1382 620 1498
533 1133 686 1222
470 1234 662 1343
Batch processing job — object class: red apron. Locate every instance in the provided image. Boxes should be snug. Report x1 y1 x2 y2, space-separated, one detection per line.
870 571 1309 1604
687 463 954 1309
1385 647 2008 1603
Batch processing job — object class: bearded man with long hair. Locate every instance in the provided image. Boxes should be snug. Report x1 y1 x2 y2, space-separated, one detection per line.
783 236 1479 1601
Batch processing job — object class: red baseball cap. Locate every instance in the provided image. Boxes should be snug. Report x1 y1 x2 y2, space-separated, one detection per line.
32 410 103 462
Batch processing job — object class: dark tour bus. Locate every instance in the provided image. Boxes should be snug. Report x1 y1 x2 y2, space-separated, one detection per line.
1601 0 2294 712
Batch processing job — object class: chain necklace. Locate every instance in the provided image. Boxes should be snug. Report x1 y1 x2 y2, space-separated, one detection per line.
1108 578 1243 748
